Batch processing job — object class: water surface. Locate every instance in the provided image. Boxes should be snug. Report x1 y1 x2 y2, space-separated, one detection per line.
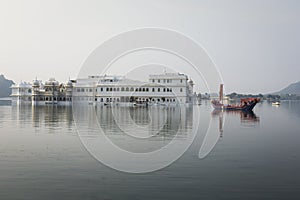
0 100 299 200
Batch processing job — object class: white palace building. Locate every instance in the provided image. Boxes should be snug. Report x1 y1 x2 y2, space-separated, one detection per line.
11 72 195 106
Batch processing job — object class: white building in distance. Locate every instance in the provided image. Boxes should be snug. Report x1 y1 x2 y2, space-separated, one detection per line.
73 72 194 106
11 72 195 106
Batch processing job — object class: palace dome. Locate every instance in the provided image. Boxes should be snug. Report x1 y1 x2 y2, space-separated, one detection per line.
33 79 40 86
45 78 59 86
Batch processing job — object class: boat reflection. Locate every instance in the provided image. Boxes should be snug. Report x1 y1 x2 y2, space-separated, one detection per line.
211 109 260 135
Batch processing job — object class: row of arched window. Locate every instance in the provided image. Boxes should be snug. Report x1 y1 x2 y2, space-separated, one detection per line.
32 96 72 101
100 87 174 93
75 87 185 93
73 97 178 103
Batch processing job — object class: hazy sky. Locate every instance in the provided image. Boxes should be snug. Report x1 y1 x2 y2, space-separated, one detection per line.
0 0 299 93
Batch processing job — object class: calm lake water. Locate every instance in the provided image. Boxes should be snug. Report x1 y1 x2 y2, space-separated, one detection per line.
0 100 300 200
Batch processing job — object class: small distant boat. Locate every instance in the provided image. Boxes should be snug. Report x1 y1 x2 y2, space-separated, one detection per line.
133 100 148 107
272 101 280 106
211 84 260 112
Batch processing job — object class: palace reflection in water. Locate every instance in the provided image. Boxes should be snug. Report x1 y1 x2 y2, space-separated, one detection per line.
72 104 196 154
10 105 74 133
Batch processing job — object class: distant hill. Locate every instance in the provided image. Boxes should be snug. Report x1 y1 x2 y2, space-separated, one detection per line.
0 74 14 97
276 81 300 95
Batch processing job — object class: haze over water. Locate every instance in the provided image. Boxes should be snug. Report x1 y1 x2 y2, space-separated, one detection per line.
0 100 300 200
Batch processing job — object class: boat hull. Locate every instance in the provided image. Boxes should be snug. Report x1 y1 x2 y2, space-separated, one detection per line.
212 101 258 112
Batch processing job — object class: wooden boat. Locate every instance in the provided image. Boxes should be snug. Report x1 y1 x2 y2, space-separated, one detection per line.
211 84 260 112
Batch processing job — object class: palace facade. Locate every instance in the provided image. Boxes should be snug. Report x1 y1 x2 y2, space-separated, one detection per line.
11 72 195 106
